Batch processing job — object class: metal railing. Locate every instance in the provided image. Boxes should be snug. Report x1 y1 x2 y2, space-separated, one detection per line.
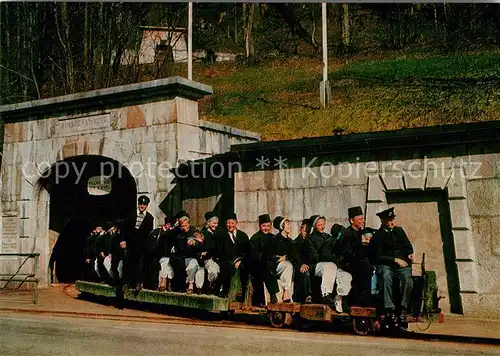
0 253 40 304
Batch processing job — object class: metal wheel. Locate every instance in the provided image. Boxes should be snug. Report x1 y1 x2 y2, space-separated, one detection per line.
269 311 285 328
352 318 371 336
269 312 293 328
416 255 432 331
415 306 432 331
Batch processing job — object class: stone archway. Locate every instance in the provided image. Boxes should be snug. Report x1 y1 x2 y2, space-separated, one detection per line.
365 167 477 315
28 152 140 286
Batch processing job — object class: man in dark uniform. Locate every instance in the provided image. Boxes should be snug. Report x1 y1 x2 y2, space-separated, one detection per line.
216 213 248 299
371 207 414 326
124 195 154 292
340 206 375 307
235 214 278 305
290 219 312 303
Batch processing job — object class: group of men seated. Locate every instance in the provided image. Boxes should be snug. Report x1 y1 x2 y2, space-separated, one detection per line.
83 195 414 325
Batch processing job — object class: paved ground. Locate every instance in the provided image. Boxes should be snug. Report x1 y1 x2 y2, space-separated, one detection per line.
1 313 499 356
0 284 499 341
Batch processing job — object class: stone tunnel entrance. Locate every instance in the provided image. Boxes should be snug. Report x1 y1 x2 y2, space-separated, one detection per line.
386 190 463 315
39 155 137 283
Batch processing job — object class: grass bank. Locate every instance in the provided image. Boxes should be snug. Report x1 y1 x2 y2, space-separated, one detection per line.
194 51 500 141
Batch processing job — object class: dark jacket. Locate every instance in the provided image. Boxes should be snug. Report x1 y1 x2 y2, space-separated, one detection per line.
267 233 296 270
146 227 164 257
371 226 413 267
305 229 343 267
201 226 218 260
234 230 272 268
84 233 97 260
187 239 207 264
170 227 197 258
340 226 371 266
304 229 330 269
290 234 309 269
218 229 248 264
157 226 180 259
125 210 154 253
97 230 117 256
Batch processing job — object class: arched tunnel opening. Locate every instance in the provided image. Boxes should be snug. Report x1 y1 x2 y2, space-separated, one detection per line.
39 155 137 283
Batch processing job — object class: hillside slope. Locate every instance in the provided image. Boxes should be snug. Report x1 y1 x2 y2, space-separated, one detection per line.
194 52 500 141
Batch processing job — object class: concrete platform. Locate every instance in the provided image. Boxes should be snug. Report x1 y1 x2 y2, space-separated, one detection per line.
0 285 499 341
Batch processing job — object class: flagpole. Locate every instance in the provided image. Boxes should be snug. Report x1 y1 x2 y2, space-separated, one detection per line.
320 3 330 108
188 2 193 80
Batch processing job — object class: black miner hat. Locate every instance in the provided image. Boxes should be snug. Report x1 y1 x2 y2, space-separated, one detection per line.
376 207 396 220
138 195 150 205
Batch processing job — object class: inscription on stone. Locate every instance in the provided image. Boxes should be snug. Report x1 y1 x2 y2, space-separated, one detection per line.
55 113 111 136
2 214 19 253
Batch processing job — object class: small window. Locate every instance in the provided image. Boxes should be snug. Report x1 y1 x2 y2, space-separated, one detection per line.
87 176 112 196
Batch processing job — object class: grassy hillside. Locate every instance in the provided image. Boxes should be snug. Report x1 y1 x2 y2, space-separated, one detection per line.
194 51 500 141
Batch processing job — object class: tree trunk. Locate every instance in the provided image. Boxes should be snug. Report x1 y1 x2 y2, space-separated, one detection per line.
409 5 415 42
84 3 89 87
234 4 238 44
0 3 4 104
434 4 438 33
342 3 350 48
61 3 74 92
243 3 255 64
54 3 74 93
272 4 319 50
443 3 448 44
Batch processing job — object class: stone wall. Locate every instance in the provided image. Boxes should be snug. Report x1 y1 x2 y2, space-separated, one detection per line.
0 77 259 288
230 153 500 318
176 122 500 318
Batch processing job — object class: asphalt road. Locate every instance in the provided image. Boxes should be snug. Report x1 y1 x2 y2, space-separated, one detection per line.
0 313 499 356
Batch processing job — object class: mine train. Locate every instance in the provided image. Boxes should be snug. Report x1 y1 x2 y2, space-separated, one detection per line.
76 253 444 335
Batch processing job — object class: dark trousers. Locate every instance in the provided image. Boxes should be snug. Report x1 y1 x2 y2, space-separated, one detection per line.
111 251 125 308
218 260 235 297
376 265 413 311
240 261 277 305
142 255 160 290
346 262 375 307
124 250 141 287
169 256 188 292
140 254 158 290
293 268 312 303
